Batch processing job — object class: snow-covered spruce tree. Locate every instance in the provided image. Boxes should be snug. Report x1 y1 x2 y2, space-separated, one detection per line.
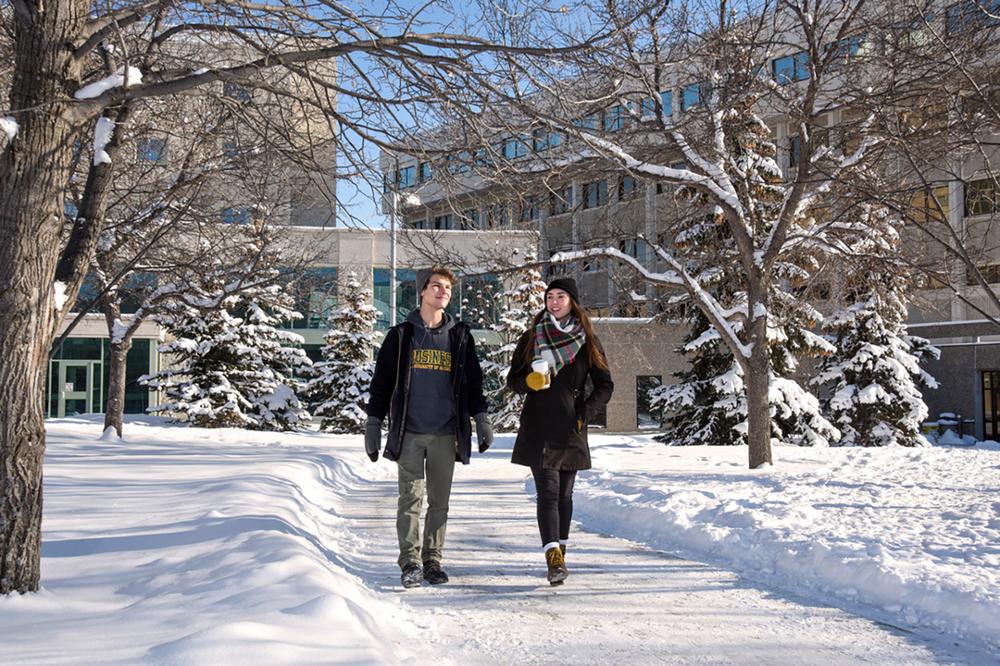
144 279 312 430
647 109 837 448
307 272 379 433
479 258 546 431
813 205 938 447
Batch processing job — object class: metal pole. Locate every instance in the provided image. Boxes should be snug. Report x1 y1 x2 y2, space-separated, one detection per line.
390 188 398 328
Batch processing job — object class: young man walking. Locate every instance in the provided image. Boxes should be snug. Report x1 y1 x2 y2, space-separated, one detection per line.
365 266 493 589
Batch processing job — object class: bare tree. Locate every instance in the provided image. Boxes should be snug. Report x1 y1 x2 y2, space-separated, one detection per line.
861 1 1000 325
442 0 896 468
0 0 617 593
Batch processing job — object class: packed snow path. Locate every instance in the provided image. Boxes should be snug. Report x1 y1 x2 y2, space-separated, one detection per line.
0 418 991 664
354 441 980 665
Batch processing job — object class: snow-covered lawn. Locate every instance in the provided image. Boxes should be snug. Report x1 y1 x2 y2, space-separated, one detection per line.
580 436 1000 653
1 417 996 663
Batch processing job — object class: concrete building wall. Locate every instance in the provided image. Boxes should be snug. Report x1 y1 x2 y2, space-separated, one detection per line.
591 319 687 433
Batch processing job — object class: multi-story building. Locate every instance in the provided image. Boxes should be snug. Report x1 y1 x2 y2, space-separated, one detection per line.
49 221 536 420
379 1 1000 437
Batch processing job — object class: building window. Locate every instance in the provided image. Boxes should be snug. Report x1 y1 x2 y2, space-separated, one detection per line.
448 151 472 174
222 141 240 161
789 135 802 168
461 208 480 230
583 180 608 209
410 218 426 229
285 266 338 329
909 185 950 224
551 185 574 216
947 0 1000 36
489 204 509 228
502 136 529 160
637 375 662 429
533 128 561 151
397 165 417 189
619 237 649 263
223 82 252 103
826 35 865 70
660 90 673 119
681 83 705 112
619 175 637 200
639 96 656 118
137 137 166 164
220 207 250 225
604 104 626 132
573 113 601 131
521 197 540 222
965 178 1000 217
983 371 1000 439
772 51 810 84
373 268 417 331
433 214 453 230
418 161 432 182
967 263 1000 285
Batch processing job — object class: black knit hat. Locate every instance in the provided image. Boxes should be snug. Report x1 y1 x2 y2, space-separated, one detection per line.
545 277 580 305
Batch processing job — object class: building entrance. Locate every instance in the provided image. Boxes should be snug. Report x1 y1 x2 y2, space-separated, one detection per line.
56 361 98 417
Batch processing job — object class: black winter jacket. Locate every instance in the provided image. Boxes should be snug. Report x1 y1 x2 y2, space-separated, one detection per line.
367 319 487 464
507 330 614 470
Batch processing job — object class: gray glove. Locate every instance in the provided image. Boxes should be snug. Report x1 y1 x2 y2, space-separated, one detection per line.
474 412 493 453
364 416 382 462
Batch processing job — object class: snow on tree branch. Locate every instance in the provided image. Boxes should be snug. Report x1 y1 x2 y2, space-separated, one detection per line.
551 246 754 361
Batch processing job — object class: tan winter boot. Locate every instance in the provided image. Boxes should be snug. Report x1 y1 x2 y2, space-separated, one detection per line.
545 546 568 586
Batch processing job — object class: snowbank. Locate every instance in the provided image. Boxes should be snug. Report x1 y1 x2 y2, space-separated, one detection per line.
571 436 1000 653
0 417 438 664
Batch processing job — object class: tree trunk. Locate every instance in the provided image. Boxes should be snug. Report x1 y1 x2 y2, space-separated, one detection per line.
103 339 132 439
745 291 773 469
0 1 87 594
745 342 773 469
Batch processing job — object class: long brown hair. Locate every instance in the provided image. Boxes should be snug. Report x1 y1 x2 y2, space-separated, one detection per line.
513 300 609 373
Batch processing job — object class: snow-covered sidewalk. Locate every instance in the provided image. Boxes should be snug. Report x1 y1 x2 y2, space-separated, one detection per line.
576 435 1000 654
0 418 994 664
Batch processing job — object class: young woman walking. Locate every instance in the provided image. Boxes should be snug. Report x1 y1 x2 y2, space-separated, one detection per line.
506 277 614 585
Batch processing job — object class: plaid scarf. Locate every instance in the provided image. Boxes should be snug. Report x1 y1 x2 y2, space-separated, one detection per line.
534 313 586 378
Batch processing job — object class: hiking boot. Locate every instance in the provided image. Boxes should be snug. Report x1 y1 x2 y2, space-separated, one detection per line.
560 543 566 556
401 563 423 589
423 560 449 585
545 547 568 586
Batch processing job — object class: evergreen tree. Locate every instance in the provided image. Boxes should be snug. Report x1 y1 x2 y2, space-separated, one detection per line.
813 205 938 447
649 97 838 447
476 256 546 431
144 278 312 430
307 272 379 433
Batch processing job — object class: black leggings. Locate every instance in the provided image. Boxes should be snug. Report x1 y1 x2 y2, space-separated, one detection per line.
530 467 577 546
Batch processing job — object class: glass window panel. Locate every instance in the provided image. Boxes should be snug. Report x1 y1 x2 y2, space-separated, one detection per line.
373 268 417 330
681 83 703 111
637 375 662 429
604 105 626 132
660 90 673 118
137 137 167 164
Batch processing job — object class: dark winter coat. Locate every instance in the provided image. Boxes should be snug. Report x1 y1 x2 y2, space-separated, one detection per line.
367 318 487 464
507 330 614 470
